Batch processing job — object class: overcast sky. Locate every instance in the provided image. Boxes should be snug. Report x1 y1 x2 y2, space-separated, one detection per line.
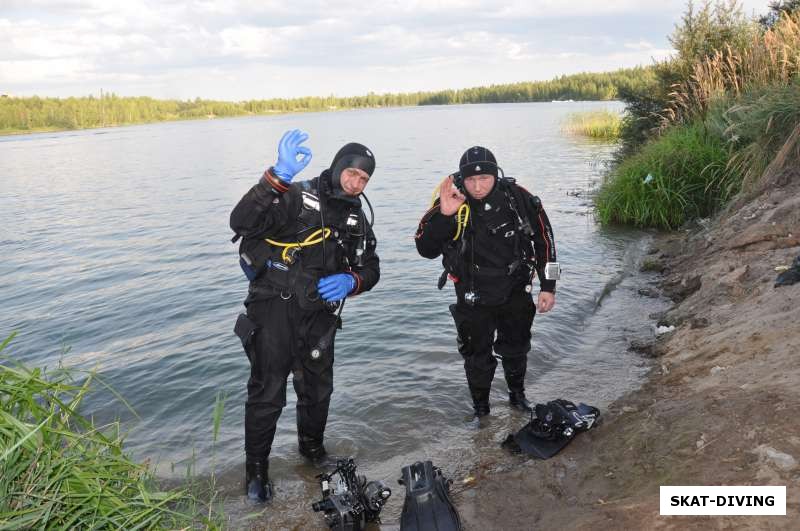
0 0 772 100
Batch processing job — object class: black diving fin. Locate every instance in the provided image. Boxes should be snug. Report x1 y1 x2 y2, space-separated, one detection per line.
399 461 462 531
502 399 601 459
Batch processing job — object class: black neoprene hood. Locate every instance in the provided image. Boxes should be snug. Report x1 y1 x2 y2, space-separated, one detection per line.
459 146 498 178
330 143 375 191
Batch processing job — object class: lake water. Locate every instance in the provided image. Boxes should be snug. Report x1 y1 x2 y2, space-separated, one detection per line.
0 102 668 527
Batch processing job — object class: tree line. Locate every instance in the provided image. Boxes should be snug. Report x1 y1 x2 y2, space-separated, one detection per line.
0 67 655 133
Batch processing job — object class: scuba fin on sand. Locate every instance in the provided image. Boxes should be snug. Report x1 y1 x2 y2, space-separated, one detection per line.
503 399 600 459
399 461 462 531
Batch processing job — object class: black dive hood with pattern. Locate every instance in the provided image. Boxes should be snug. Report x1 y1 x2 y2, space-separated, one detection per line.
329 142 375 195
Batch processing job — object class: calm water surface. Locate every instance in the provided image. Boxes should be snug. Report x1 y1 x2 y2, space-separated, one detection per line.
0 102 667 527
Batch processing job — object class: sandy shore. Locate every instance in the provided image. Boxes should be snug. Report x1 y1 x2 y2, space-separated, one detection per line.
457 168 800 530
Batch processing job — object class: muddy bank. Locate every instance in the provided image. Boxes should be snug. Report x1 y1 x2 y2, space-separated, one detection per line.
457 169 800 530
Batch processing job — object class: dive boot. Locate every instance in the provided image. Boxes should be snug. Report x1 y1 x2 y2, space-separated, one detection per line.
509 391 533 413
503 358 532 412
298 436 328 461
245 460 273 503
469 387 490 417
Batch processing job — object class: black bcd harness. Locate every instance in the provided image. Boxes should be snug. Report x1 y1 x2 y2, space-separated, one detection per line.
438 177 542 298
232 180 372 309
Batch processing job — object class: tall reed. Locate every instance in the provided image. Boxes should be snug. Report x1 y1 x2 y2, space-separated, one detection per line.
662 12 800 128
562 110 622 140
716 83 800 188
0 333 209 529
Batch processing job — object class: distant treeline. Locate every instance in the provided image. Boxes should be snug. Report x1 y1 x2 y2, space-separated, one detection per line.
0 67 655 133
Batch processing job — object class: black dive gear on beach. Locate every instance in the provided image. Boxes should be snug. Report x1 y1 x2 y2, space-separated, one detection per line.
503 399 600 459
399 461 462 531
230 154 379 495
415 152 556 416
312 458 391 530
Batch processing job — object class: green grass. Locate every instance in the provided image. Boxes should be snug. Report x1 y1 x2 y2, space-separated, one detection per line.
0 332 219 529
712 83 800 188
595 122 740 229
563 110 622 140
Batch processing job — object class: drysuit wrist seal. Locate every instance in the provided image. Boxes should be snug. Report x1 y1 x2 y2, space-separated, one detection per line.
263 168 290 195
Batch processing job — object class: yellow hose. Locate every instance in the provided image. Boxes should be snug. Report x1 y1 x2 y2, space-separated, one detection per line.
453 204 470 241
266 228 332 262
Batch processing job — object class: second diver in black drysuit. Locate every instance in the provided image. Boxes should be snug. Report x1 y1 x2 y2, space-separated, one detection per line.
415 146 557 417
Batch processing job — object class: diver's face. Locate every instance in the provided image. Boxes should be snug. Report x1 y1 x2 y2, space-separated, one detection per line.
340 167 370 196
463 173 495 200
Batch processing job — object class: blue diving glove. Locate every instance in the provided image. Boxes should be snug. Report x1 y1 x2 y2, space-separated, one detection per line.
273 129 312 183
317 273 356 302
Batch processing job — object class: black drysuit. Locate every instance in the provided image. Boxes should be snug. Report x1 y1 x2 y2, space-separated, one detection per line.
231 171 379 462
415 179 556 403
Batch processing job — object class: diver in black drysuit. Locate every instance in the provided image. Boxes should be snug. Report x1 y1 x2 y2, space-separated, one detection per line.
415 146 556 417
230 132 379 502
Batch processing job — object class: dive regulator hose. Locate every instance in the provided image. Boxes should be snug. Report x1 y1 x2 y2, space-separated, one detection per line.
311 188 375 360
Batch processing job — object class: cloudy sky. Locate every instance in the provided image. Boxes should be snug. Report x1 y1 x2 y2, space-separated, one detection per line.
1 0 772 100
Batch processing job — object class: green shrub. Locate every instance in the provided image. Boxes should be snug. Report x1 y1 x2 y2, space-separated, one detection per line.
614 1 760 158
0 333 212 530
596 122 740 229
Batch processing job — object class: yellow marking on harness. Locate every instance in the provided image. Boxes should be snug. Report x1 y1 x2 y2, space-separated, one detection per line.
266 228 332 262
453 204 470 241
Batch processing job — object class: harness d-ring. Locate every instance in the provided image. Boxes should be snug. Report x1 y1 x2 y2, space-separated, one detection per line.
280 291 292 300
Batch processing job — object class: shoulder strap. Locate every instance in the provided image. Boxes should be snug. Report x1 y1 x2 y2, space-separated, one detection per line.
500 180 532 237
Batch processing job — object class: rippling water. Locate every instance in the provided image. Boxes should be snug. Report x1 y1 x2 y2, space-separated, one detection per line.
0 102 668 527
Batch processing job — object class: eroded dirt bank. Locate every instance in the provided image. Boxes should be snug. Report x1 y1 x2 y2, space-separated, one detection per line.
458 169 800 530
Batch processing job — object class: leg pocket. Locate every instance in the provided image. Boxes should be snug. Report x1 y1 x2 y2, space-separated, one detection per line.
300 311 338 375
494 291 535 357
450 303 494 358
449 304 472 357
234 313 260 362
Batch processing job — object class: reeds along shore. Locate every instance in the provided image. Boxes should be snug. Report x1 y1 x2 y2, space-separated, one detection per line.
596 11 800 229
562 110 622 140
0 333 216 529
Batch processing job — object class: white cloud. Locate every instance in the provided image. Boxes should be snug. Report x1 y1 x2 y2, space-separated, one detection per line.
0 0 777 98
624 39 655 50
0 58 96 84
220 26 274 57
